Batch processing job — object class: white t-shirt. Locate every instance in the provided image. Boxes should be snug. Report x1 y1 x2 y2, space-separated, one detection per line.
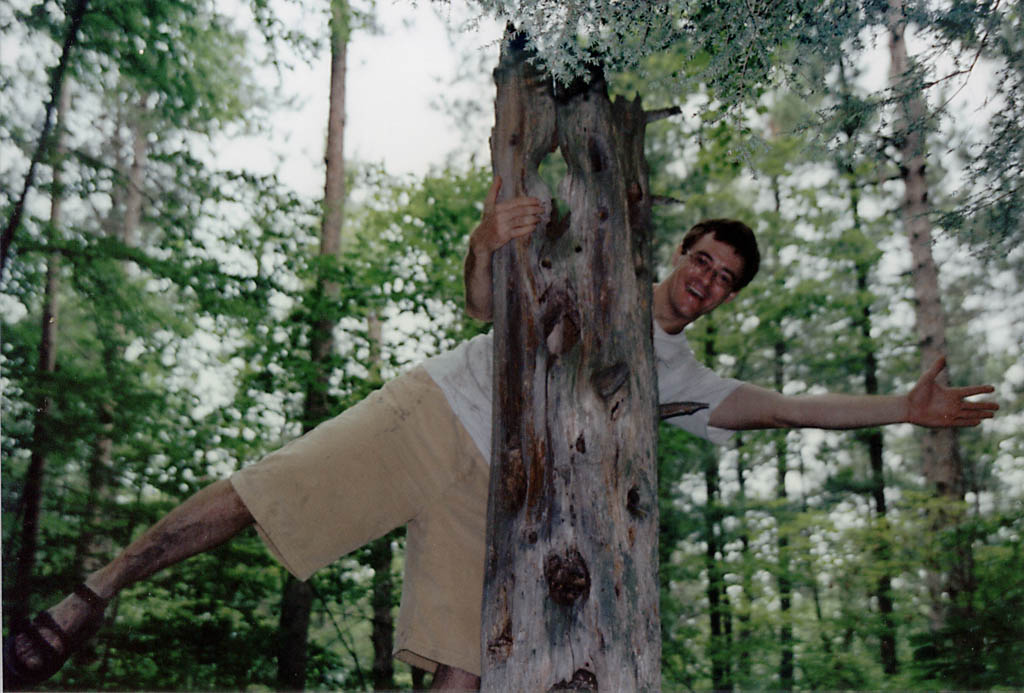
421 321 742 461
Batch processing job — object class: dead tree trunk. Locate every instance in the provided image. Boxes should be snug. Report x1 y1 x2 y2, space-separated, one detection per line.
482 32 661 691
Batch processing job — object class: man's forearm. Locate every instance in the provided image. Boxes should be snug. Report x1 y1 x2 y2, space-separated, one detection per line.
464 243 494 322
768 392 909 430
711 384 909 431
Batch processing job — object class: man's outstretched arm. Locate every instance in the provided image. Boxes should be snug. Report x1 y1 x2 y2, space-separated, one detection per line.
464 177 544 322
710 357 999 431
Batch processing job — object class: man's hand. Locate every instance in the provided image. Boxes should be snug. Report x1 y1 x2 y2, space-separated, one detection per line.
470 177 544 256
464 177 544 321
904 357 999 428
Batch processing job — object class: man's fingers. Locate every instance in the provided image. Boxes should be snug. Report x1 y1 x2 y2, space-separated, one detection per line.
949 400 998 427
496 197 544 215
953 411 995 426
963 399 999 412
957 384 996 398
495 199 544 239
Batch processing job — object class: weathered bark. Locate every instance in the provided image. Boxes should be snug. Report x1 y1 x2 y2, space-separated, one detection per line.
481 32 660 691
887 0 976 646
278 2 349 688
11 82 72 625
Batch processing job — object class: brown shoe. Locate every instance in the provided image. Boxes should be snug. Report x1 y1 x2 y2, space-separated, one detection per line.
3 584 108 690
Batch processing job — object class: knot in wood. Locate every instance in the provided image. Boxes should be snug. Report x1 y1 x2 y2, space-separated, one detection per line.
550 668 598 692
541 288 581 356
626 485 646 520
592 362 629 401
627 181 644 205
587 136 606 173
486 618 514 661
544 548 590 606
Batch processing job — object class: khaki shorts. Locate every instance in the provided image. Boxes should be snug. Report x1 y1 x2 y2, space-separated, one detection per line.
230 366 489 675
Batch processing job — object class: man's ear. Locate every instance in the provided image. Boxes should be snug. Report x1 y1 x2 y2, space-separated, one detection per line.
670 243 684 266
723 290 738 305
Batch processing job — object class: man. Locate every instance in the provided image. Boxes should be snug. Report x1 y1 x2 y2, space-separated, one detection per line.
4 180 998 690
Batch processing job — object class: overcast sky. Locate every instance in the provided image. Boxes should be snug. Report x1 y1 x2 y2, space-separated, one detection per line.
216 1 502 198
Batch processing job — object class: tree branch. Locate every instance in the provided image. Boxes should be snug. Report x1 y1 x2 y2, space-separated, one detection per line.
645 106 682 124
651 195 684 207
659 401 709 420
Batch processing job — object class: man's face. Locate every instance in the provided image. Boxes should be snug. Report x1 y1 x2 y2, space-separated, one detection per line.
663 234 744 326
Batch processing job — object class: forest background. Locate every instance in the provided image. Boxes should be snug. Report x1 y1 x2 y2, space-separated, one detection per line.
2 0 1022 690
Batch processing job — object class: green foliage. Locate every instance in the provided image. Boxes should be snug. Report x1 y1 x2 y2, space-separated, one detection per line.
3 0 1021 689
902 508 1024 688
643 35 1022 687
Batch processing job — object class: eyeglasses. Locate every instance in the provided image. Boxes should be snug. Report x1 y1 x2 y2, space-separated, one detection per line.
686 251 737 292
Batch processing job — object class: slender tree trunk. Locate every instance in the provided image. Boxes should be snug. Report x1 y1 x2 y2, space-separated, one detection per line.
278 578 315 691
734 437 753 685
278 3 348 689
773 340 794 690
369 534 395 691
861 281 899 675
701 320 731 692
482 32 661 691
704 448 729 691
887 0 977 654
365 312 397 691
11 82 72 625
74 109 149 578
850 192 899 676
767 174 794 690
834 53 899 674
1 0 88 275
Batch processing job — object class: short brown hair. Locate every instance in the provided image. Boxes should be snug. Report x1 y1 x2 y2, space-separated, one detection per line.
681 219 760 290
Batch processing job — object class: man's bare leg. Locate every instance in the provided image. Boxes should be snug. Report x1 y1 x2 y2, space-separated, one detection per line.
8 479 253 681
431 664 480 691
